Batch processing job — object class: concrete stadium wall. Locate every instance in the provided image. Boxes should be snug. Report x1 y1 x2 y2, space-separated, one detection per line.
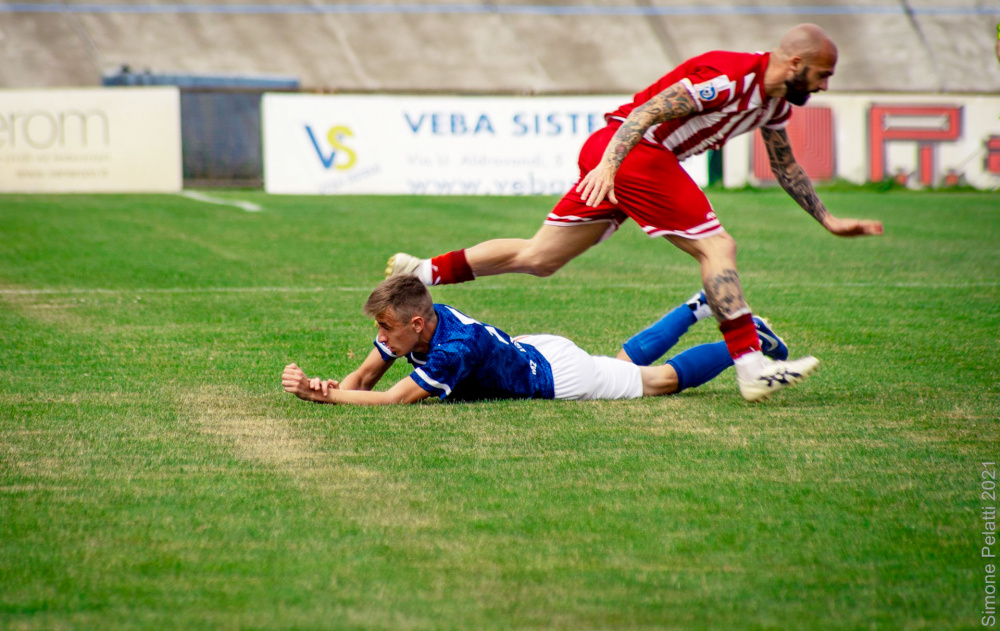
2 1 999 94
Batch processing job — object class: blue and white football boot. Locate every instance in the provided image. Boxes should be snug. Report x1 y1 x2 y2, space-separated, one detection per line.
753 316 789 361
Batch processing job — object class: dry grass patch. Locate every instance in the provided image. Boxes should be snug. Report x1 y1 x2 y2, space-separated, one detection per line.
181 386 439 530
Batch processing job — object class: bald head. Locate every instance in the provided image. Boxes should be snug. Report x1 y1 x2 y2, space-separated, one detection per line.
776 23 838 66
766 23 838 104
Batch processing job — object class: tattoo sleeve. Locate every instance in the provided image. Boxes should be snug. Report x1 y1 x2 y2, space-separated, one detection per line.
604 83 697 169
760 127 830 225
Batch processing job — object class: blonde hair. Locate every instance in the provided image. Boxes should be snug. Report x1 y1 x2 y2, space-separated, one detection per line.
363 276 435 321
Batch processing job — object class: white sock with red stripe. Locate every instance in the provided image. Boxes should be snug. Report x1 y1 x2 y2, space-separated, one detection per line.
720 312 766 381
429 249 476 285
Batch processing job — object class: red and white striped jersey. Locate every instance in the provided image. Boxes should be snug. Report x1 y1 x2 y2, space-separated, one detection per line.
607 51 792 161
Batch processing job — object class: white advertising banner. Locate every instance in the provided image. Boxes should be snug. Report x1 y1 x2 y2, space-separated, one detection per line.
0 87 182 193
262 94 710 195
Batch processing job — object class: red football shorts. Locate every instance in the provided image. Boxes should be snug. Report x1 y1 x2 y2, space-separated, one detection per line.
547 123 723 241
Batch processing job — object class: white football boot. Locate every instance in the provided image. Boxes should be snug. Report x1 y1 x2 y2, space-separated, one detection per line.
385 252 424 278
737 355 820 402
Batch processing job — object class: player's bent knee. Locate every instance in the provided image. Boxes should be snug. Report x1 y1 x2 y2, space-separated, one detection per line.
640 364 679 397
701 232 737 261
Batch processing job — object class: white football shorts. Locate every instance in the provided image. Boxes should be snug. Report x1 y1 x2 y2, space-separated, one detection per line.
516 334 643 400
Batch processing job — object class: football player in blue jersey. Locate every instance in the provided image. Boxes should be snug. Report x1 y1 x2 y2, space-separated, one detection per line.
281 276 816 405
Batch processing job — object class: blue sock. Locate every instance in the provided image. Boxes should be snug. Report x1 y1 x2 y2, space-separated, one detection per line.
622 304 697 366
666 342 733 392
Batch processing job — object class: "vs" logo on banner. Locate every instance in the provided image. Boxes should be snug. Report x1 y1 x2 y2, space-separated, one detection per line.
305 125 357 170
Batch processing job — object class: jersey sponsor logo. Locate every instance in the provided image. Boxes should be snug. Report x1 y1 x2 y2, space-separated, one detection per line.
699 86 717 101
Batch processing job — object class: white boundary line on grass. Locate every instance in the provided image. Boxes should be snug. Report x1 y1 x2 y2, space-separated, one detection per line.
179 190 262 212
1 281 998 296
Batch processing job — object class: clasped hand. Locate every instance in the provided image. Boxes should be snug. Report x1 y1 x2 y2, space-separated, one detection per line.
282 363 340 402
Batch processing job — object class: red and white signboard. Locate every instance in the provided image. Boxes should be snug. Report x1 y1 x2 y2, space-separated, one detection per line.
733 94 1000 190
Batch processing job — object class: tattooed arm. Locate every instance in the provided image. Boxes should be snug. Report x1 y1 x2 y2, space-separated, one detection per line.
577 83 697 207
760 127 829 224
761 127 883 237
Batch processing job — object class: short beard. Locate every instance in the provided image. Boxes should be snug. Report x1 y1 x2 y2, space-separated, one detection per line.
784 67 812 106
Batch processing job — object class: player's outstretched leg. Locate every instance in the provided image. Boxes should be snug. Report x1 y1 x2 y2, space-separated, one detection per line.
387 224 608 286
658 342 817 401
642 316 819 401
620 291 712 365
386 250 474 286
618 292 789 366
666 232 816 402
657 316 798 394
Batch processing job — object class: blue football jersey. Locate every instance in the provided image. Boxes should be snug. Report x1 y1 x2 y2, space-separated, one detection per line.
373 304 555 401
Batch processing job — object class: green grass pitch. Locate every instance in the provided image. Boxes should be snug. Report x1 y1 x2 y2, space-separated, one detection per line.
1 189 998 629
